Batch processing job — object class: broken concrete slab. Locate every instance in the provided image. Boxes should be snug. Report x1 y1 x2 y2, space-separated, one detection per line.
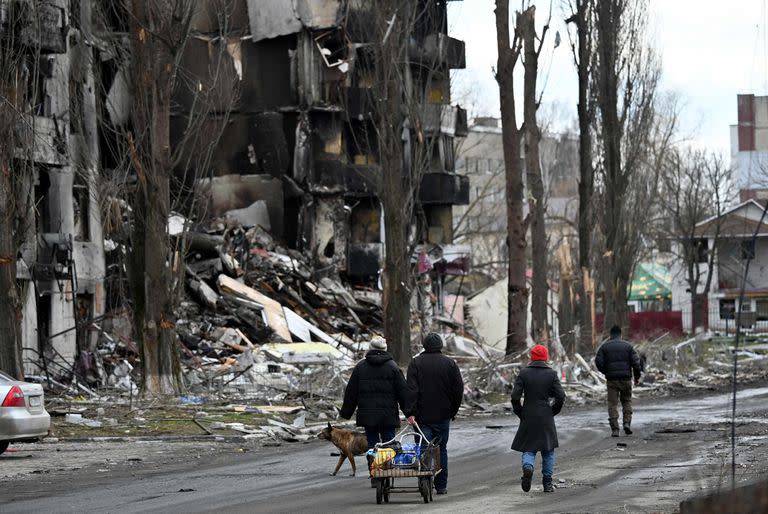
282 307 359 357
225 200 271 229
467 279 508 350
262 342 343 365
64 413 103 428
217 275 292 342
189 279 218 309
201 174 284 239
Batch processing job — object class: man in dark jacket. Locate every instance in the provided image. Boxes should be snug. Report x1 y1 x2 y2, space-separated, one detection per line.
511 344 565 493
595 325 643 437
405 332 464 495
340 336 411 449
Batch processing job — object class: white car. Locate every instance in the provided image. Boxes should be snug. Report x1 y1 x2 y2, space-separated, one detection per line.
0 370 50 454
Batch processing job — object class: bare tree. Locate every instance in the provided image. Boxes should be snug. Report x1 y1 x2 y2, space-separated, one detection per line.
565 0 596 353
372 0 416 364
520 5 551 344
95 0 239 395
124 0 198 395
593 0 661 334
0 5 39 378
495 0 528 355
661 149 733 332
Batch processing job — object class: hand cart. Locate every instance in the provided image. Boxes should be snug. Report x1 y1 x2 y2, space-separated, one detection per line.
369 423 442 504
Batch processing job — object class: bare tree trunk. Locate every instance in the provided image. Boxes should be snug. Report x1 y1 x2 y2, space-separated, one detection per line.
128 0 186 395
495 1 528 355
596 0 628 334
568 0 595 353
0 164 23 379
0 55 24 378
377 0 413 364
520 6 549 344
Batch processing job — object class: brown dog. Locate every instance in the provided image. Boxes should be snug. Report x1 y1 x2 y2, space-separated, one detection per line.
317 423 369 476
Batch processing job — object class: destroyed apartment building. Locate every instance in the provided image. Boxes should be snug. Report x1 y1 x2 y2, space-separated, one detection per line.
1 0 106 377
161 0 471 279
3 0 470 386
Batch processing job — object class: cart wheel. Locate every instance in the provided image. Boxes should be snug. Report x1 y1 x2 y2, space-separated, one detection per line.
376 480 383 504
383 478 390 503
419 478 429 503
428 477 434 502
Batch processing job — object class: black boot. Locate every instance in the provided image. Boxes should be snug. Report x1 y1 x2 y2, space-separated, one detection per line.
609 418 620 437
521 464 533 492
623 413 633 435
543 476 554 493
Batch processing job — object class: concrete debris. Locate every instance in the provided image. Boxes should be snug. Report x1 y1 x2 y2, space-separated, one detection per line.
225 201 271 229
262 342 346 365
64 414 103 428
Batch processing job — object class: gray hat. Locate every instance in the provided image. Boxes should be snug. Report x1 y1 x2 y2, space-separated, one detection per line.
370 336 387 350
423 332 443 351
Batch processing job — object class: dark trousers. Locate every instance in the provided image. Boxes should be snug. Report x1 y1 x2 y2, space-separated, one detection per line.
420 420 450 491
365 427 395 450
607 379 633 426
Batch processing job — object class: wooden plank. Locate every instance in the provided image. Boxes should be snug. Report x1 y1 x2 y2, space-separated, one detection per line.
217 275 292 342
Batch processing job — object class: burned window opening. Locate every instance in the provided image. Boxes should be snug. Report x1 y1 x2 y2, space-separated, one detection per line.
349 199 381 244
323 240 335 258
344 119 377 164
413 0 448 42
34 167 51 234
73 172 90 242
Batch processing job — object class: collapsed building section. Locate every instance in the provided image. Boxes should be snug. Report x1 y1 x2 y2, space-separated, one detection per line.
172 0 470 284
2 0 470 387
1 0 106 377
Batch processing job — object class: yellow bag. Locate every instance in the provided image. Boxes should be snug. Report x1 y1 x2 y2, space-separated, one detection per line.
371 447 395 469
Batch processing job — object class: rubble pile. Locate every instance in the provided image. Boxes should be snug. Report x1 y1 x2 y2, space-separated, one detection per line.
34 218 768 447
92 220 389 401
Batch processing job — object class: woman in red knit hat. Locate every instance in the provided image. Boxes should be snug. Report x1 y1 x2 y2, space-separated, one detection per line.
510 344 566 493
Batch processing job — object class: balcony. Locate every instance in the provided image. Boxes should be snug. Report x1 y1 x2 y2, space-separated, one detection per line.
313 161 380 196
423 104 469 137
412 33 466 69
419 173 469 205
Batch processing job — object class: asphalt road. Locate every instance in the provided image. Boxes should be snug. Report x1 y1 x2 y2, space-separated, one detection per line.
2 387 768 513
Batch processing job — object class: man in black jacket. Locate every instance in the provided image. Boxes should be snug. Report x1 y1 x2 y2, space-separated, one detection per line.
405 332 463 495
340 336 411 449
511 344 566 493
595 325 643 437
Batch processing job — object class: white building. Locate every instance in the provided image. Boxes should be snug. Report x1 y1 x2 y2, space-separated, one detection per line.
670 200 768 333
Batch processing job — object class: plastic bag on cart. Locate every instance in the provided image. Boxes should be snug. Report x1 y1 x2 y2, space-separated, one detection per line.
392 443 421 468
368 447 395 470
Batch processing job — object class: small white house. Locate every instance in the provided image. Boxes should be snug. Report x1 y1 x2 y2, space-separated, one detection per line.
670 199 768 333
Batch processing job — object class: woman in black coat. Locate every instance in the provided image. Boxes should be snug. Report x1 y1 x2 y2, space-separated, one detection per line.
511 344 566 493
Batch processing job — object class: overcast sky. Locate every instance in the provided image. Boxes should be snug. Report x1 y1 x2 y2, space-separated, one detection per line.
448 0 768 155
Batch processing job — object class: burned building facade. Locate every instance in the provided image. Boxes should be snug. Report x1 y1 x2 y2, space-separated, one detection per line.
174 0 469 282
1 0 105 376
2 0 469 378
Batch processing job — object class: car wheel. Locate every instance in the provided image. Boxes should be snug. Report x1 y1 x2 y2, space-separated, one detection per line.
0 441 8 455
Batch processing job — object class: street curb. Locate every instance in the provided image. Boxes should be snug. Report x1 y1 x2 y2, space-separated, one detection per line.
52 435 254 443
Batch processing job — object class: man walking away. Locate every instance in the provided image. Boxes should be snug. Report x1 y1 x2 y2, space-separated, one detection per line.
595 325 642 437
340 336 411 450
511 344 566 493
406 332 464 495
